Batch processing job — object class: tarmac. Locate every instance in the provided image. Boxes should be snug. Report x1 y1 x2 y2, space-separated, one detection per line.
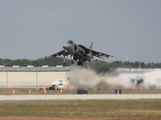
0 94 161 101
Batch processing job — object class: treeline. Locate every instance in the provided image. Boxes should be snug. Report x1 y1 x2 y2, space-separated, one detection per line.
89 61 161 73
0 56 72 67
0 56 161 73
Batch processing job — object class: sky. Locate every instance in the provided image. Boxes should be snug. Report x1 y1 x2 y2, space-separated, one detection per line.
0 0 161 63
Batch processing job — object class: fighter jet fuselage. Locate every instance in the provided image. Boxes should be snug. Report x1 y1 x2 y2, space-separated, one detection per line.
52 40 113 66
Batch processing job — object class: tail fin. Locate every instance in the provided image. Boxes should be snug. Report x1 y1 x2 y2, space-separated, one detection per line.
89 42 93 55
89 42 93 49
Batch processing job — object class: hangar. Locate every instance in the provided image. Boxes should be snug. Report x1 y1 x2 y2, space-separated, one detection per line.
0 65 70 87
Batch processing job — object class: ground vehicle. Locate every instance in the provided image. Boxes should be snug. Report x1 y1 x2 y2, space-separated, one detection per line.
45 84 60 90
51 80 70 89
42 80 70 90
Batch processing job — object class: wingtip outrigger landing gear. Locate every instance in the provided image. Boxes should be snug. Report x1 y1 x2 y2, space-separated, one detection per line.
71 60 74 64
97 58 100 65
63 56 66 65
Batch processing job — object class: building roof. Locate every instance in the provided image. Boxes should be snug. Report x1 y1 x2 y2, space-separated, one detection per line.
0 66 70 72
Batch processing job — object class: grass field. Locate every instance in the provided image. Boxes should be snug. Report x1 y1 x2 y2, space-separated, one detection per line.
0 100 161 120
0 88 161 119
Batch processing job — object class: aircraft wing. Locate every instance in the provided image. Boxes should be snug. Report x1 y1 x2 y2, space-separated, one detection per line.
90 49 113 58
78 44 113 59
51 50 69 57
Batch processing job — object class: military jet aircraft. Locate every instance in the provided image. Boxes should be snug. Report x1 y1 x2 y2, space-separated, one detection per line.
52 40 113 66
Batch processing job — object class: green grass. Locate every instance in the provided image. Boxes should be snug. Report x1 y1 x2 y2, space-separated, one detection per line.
0 100 161 119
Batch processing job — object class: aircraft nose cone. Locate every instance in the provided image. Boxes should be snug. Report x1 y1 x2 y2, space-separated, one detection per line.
63 44 70 50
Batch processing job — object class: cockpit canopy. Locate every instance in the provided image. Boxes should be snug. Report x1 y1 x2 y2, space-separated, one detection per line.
67 40 74 45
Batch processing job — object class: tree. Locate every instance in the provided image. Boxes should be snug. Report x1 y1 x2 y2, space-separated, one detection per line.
0 56 161 74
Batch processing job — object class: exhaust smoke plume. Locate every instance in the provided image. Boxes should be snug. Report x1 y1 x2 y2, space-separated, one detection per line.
67 67 161 89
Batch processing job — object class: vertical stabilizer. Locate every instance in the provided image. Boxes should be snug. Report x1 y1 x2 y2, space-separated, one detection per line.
89 42 93 55
89 42 93 49
87 42 94 62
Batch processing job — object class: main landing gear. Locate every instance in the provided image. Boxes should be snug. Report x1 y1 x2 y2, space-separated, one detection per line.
77 61 83 66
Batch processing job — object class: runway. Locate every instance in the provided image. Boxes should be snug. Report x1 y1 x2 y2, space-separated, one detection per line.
0 94 161 101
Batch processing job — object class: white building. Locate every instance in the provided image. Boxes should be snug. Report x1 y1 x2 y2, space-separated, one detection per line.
0 66 70 87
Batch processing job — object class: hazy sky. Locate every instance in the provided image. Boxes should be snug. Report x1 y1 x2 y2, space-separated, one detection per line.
0 0 161 63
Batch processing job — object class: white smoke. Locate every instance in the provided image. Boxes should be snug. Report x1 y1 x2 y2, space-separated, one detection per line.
66 66 99 89
66 67 161 89
117 68 161 88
